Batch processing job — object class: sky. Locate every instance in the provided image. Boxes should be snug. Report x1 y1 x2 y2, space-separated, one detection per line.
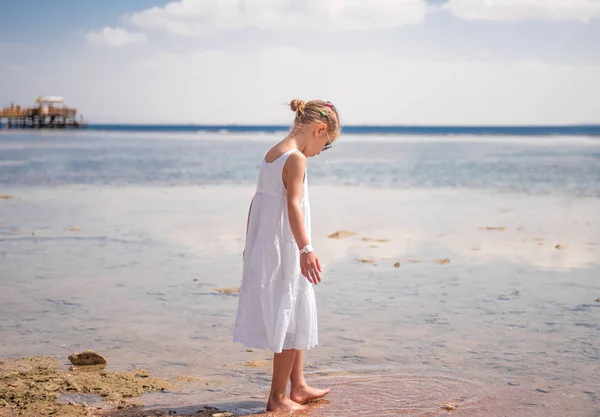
1 0 599 125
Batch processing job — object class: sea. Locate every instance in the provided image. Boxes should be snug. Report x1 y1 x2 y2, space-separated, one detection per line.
0 126 599 197
0 126 599 416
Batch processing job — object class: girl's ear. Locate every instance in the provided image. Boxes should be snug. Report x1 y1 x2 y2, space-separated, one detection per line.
313 122 325 137
315 122 327 136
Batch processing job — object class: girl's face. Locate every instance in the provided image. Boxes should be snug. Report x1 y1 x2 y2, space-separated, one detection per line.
305 122 339 157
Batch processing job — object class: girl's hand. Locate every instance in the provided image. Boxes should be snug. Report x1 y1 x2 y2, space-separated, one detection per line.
300 252 322 285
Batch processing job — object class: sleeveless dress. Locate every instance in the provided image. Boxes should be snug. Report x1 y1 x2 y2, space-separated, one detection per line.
233 149 318 353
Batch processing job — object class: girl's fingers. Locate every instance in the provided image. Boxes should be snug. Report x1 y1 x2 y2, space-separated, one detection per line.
309 268 318 285
305 265 314 284
310 264 321 284
316 258 322 273
303 265 314 283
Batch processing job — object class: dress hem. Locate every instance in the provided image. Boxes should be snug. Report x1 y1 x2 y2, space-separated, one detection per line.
233 336 318 354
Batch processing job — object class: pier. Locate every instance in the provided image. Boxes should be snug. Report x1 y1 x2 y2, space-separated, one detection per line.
0 97 86 129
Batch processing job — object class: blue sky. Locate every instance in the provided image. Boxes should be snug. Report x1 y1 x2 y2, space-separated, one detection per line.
1 0 599 124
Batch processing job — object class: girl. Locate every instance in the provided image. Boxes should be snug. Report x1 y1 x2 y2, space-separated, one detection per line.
233 99 340 412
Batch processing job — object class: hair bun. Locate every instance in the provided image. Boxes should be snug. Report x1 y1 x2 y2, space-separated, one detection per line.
290 99 306 113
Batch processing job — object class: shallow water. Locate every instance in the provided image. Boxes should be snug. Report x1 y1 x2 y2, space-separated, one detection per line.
1 132 599 416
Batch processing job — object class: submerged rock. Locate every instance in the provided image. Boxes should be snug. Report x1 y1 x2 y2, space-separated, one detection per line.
215 288 239 295
328 230 356 239
441 403 455 410
480 226 506 231
362 237 390 243
355 258 375 264
68 350 107 366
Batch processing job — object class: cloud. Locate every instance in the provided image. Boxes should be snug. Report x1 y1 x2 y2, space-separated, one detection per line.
85 27 147 47
12 44 595 125
444 0 600 22
127 0 427 36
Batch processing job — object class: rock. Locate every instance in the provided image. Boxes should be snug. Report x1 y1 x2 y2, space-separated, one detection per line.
393 262 400 268
65 227 82 232
245 360 269 367
595 298 600 302
362 237 389 243
536 388 550 394
440 403 455 411
328 230 355 239
68 350 107 366
480 226 506 231
434 259 451 265
555 244 568 250
355 258 375 264
0 195 14 200
215 288 239 295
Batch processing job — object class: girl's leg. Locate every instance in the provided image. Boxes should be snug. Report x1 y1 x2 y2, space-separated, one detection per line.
290 350 331 404
267 349 307 411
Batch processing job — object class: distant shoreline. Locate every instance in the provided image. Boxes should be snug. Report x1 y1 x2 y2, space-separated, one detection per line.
79 124 600 136
2 123 599 136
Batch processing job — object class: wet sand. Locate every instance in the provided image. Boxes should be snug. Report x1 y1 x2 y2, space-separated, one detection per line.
1 185 599 416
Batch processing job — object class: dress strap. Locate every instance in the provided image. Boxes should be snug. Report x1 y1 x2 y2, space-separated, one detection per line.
281 149 299 164
263 149 299 165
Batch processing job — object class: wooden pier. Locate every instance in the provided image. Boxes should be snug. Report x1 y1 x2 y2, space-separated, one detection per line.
0 97 86 129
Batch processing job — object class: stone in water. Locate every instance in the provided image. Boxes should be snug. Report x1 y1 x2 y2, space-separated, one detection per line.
68 350 107 366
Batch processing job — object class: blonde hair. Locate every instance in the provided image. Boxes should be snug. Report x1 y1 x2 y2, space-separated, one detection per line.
290 99 340 136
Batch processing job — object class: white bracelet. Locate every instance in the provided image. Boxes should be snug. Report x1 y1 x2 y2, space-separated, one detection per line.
299 244 314 254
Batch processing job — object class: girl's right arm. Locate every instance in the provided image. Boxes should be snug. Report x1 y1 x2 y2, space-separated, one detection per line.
284 152 322 285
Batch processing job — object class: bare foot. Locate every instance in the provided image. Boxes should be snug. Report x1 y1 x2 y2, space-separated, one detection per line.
267 394 308 412
290 384 331 404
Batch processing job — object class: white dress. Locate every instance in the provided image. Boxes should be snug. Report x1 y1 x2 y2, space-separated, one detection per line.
233 149 318 353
